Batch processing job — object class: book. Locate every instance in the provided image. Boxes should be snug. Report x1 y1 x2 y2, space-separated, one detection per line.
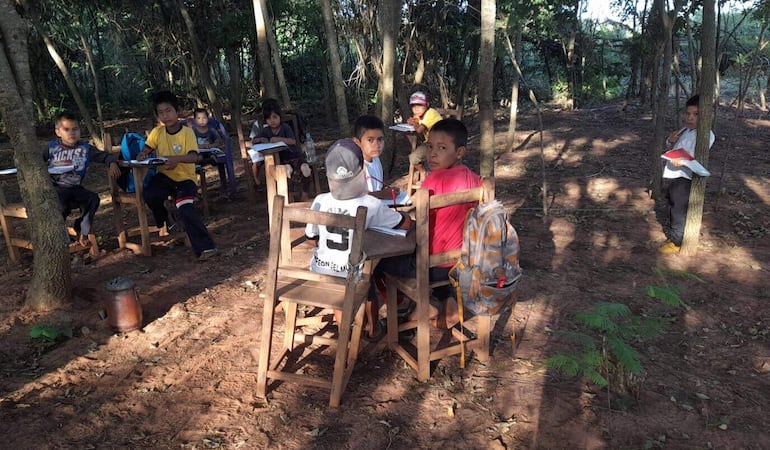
250 142 288 152
389 123 415 132
380 191 412 206
129 157 167 165
661 148 710 177
369 225 409 237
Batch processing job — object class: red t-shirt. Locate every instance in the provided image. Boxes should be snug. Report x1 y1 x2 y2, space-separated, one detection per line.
421 164 482 259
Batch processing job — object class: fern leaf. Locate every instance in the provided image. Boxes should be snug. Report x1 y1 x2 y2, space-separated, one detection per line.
546 354 581 377
608 336 641 373
552 330 597 351
581 350 603 369
645 285 687 308
584 366 608 387
593 302 632 318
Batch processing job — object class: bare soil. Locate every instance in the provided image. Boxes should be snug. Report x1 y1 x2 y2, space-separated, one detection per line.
1 103 768 449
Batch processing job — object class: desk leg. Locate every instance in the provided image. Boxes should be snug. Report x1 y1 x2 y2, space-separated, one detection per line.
133 168 152 256
264 153 278 226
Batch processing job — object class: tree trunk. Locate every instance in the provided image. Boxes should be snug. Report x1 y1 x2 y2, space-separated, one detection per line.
178 0 222 119
479 0 495 178
263 2 291 110
378 0 400 175
504 29 522 152
681 0 716 255
42 35 99 142
650 0 674 199
253 0 278 100
320 0 350 134
0 1 71 309
80 33 104 146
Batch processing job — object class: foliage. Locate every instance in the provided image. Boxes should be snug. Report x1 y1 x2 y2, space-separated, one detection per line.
29 323 73 343
546 268 698 392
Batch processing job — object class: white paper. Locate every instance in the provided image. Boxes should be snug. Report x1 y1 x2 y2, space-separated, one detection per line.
129 157 167 165
369 226 408 237
660 154 710 177
389 123 415 132
47 165 75 174
0 167 18 175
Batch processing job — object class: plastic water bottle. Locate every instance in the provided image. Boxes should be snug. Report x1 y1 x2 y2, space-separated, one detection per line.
304 133 317 164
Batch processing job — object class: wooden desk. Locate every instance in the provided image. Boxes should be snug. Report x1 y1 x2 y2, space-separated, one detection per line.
110 161 185 256
363 228 415 260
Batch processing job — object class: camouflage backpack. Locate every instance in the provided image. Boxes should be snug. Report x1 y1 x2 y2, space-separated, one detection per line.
449 199 522 317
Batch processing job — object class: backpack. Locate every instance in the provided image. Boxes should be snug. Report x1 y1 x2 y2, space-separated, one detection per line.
449 200 523 317
117 132 152 193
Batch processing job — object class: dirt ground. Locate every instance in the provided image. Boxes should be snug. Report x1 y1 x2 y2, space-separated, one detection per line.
0 103 768 449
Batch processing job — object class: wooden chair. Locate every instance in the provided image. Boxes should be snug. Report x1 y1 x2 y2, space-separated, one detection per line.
1 170 99 263
385 178 495 381
406 107 463 196
256 195 370 407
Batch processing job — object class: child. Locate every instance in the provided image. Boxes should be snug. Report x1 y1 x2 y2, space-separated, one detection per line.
660 95 715 254
406 91 442 142
352 115 396 199
136 91 218 261
191 108 224 150
250 99 299 186
305 139 412 340
45 112 121 251
373 118 481 329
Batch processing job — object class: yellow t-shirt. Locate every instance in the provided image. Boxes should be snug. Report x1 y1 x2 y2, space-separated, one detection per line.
420 107 443 141
146 125 198 182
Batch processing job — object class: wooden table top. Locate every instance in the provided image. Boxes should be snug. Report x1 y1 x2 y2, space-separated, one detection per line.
363 228 415 259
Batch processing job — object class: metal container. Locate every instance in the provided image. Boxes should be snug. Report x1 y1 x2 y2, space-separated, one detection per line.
104 277 143 332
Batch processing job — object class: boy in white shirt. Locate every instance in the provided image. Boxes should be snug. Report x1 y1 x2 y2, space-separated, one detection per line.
352 115 397 199
305 139 411 340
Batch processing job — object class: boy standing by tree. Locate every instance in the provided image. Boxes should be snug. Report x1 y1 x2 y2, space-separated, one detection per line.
137 91 218 260
660 95 715 254
46 112 121 252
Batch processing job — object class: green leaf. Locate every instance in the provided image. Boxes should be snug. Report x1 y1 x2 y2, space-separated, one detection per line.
584 366 608 387
546 354 581 377
645 285 687 308
608 336 641 373
30 323 59 341
551 330 596 351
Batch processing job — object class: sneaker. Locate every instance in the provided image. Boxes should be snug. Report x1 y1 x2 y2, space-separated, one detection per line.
198 248 219 261
658 241 680 255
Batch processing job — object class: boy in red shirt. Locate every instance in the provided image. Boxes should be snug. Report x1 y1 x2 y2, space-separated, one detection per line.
373 118 480 329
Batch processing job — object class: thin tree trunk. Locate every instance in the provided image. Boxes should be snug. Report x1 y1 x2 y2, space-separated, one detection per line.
504 29 522 152
178 0 222 119
42 35 99 142
80 34 104 145
320 0 350 134
650 0 674 199
253 0 278 100
378 0 400 175
479 0 495 178
263 2 291 110
0 1 70 309
681 0 716 255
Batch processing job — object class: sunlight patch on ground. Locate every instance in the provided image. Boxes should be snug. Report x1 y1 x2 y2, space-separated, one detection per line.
672 246 764 284
739 175 770 205
549 218 576 270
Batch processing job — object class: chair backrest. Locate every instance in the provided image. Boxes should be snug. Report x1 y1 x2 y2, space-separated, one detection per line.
413 178 495 286
268 195 368 288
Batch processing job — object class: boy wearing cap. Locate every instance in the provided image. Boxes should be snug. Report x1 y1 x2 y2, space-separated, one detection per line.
305 139 412 340
406 91 443 142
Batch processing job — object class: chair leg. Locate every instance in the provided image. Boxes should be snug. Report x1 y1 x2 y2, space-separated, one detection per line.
283 302 298 351
385 283 399 349
416 292 431 382
407 162 415 197
329 301 356 408
476 314 492 363
198 169 210 217
1 213 19 264
256 292 278 398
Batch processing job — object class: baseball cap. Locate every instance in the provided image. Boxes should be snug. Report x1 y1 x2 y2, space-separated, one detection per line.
325 139 368 200
409 91 428 105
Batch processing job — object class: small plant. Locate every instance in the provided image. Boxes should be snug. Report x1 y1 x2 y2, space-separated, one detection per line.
29 323 73 345
547 268 696 396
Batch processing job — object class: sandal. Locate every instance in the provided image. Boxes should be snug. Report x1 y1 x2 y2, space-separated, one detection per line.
397 298 416 320
362 318 386 343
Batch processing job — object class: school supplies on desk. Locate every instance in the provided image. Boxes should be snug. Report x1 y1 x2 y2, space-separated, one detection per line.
380 190 412 206
129 157 167 166
369 225 409 237
661 148 710 177
389 123 415 132
2 166 77 175
248 142 288 163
